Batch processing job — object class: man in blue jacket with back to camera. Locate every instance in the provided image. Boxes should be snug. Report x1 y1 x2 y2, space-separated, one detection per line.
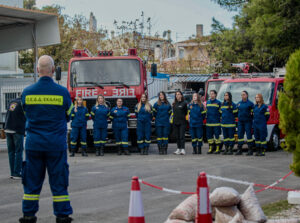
20 55 73 223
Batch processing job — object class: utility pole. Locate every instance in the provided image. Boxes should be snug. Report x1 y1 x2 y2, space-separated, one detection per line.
147 17 151 36
140 11 144 36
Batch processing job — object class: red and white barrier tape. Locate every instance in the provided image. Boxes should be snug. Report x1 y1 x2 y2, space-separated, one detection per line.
139 179 195 195
138 171 299 195
207 171 299 193
206 174 253 186
254 171 296 193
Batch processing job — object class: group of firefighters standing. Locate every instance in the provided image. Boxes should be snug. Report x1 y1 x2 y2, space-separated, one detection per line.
70 89 270 157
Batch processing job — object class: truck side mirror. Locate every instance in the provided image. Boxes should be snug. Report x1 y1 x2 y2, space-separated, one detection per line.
151 63 157 77
55 66 61 81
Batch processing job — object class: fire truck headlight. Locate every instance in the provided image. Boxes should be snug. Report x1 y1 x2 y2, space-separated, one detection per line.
128 119 137 128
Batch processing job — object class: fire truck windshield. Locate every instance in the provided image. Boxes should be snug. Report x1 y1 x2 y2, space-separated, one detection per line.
206 81 224 100
216 82 275 105
70 59 141 87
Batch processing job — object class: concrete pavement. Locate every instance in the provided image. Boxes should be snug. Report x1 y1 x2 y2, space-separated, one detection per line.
0 144 298 223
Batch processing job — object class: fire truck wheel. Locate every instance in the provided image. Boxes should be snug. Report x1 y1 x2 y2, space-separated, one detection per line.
268 128 280 151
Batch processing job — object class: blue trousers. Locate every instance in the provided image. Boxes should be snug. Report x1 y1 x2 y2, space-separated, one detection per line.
6 133 24 177
189 127 203 147
206 125 221 145
222 127 235 146
253 124 268 149
93 127 107 147
113 127 128 148
156 125 170 146
70 127 87 149
22 150 72 217
238 121 254 146
137 120 151 148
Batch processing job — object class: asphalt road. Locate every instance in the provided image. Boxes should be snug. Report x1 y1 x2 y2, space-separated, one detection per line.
0 144 298 223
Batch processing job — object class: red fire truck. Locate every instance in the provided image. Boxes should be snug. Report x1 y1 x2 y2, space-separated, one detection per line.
204 73 232 101
215 73 285 150
64 48 157 149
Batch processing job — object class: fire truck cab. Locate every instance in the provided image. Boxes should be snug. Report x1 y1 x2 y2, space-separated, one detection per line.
66 48 156 149
204 73 232 101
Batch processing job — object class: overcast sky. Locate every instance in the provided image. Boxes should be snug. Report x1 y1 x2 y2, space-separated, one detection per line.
36 0 236 41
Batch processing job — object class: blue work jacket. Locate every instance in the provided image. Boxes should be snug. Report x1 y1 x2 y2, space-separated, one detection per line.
110 106 130 129
221 101 238 126
188 103 206 127
153 102 172 127
70 106 89 128
21 76 72 151
135 103 152 122
91 104 110 128
237 100 254 122
206 99 221 125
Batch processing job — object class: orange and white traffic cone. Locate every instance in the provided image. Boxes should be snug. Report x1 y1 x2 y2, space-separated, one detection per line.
128 176 145 223
196 172 212 223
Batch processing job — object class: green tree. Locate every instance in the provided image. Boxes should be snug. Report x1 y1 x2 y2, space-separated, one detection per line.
19 0 38 72
211 0 248 11
210 0 300 72
19 4 108 72
23 0 37 10
278 49 300 176
39 5 76 70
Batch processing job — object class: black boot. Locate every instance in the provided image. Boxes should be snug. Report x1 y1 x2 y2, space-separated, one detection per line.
193 146 197 154
19 216 37 223
207 144 214 154
197 146 202 154
161 144 165 154
255 147 265 156
144 146 149 155
56 216 73 223
214 145 221 154
117 146 122 155
162 144 167 155
124 148 131 155
246 145 253 156
69 149 75 157
255 147 261 156
81 149 88 157
96 148 100 156
99 146 104 156
227 145 234 155
235 145 243 155
158 144 163 155
222 145 229 155
140 148 145 155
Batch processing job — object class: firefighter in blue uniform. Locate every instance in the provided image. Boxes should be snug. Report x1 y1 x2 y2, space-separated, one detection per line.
91 95 110 156
69 96 89 157
188 93 206 155
20 55 73 223
153 91 172 155
220 92 238 155
110 98 130 155
206 90 222 154
253 94 270 156
236 91 255 155
135 94 152 155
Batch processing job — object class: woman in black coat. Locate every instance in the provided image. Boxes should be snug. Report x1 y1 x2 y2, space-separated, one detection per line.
172 90 188 155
